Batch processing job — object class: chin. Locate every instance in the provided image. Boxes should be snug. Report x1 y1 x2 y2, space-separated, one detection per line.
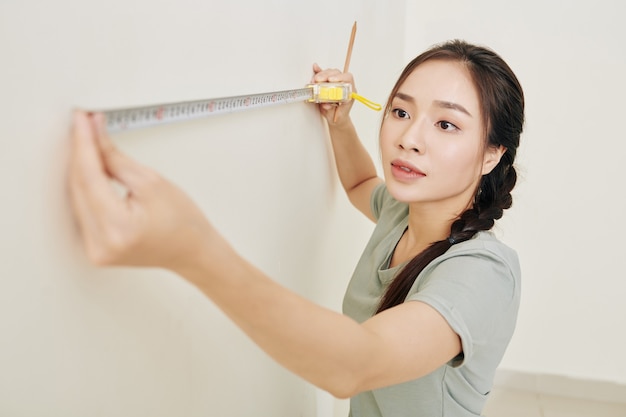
385 182 424 204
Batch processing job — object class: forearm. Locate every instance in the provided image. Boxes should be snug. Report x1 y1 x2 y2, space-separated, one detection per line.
175 244 378 398
70 111 379 397
328 118 379 193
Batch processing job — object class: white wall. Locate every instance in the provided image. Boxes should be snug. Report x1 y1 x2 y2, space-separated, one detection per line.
405 0 626 384
0 1 404 416
5 1 621 415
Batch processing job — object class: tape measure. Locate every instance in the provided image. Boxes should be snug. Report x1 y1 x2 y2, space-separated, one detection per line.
92 82 381 133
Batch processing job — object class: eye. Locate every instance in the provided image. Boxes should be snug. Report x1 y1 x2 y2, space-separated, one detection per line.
392 108 410 119
436 120 459 132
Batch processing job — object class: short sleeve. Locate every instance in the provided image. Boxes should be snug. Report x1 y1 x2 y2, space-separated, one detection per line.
370 183 397 221
370 183 408 221
407 247 519 367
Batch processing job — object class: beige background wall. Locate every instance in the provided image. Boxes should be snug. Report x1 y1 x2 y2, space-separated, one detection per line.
2 1 624 416
404 0 626 386
0 1 403 415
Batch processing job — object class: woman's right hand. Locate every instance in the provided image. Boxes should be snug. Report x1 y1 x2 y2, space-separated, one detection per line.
311 63 356 126
68 111 228 275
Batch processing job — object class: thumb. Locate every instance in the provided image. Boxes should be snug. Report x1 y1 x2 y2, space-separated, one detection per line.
91 113 156 194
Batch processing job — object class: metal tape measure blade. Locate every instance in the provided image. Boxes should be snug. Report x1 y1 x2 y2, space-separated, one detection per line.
103 87 314 132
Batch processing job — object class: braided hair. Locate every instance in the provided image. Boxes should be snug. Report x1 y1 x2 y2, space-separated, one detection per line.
376 40 525 314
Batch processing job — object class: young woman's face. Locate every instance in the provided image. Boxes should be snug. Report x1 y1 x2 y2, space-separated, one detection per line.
380 59 498 212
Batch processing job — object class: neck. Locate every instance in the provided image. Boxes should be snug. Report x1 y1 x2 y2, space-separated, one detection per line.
405 195 474 249
390 202 465 268
406 206 456 246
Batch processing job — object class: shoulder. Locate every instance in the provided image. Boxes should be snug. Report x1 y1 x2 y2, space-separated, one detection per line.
367 184 409 245
407 232 522 365
371 183 407 222
445 231 519 272
411 231 521 303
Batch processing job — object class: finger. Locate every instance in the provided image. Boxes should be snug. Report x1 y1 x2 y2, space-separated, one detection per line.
68 111 120 259
69 170 105 261
69 111 119 209
311 63 322 83
92 113 159 195
312 68 342 83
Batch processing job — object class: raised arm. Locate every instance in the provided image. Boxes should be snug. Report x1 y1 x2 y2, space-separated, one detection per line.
312 64 382 222
68 112 461 398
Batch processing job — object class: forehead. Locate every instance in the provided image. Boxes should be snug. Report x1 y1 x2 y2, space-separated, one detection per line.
397 60 480 114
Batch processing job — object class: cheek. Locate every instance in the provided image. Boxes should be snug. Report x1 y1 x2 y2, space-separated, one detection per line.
379 122 393 146
378 126 395 160
433 142 484 184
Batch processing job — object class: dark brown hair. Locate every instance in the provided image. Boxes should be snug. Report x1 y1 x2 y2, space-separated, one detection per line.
376 39 525 313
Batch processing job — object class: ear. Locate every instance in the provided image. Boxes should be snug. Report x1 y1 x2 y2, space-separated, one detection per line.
482 145 506 175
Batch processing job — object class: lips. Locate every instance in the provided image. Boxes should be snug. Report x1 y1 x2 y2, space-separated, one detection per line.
390 159 426 180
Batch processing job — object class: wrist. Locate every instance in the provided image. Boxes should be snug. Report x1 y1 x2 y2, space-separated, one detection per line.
328 117 355 135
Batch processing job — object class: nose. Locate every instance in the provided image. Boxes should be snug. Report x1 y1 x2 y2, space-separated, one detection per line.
396 119 425 153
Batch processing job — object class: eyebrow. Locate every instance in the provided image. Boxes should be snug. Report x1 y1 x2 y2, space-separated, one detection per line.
394 92 473 117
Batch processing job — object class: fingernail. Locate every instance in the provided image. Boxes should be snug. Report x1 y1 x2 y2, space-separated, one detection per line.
74 110 88 124
93 112 104 122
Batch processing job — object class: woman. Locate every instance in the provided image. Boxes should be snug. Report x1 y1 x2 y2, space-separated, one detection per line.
69 39 524 416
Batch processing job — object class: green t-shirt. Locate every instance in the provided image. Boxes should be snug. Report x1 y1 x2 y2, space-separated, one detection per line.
343 184 521 417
